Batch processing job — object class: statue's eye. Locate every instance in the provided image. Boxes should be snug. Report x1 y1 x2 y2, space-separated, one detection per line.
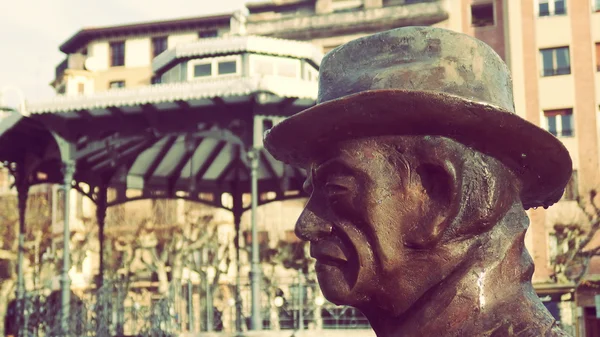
324 182 349 196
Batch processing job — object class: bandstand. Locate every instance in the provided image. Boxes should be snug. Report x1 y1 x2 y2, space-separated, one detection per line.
0 35 321 336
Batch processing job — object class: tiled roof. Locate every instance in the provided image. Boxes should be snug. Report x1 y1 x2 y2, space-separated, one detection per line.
152 35 323 73
27 75 318 114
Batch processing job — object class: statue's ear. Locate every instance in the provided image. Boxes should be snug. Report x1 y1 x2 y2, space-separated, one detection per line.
404 160 460 248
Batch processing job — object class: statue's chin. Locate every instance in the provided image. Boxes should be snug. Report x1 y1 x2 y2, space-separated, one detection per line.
315 261 358 306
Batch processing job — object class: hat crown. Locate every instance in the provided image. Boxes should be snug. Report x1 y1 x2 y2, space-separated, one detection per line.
318 26 515 113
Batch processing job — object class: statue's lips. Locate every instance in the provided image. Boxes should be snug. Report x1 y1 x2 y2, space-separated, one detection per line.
311 240 348 266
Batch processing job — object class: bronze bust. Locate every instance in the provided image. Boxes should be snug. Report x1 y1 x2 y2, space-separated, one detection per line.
264 27 573 336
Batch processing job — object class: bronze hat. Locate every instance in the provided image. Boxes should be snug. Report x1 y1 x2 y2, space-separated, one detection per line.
263 26 572 209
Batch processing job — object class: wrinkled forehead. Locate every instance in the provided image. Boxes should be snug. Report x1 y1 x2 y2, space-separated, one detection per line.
306 135 417 177
309 135 458 168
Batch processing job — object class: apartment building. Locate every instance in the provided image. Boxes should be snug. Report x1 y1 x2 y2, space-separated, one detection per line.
503 1 600 335
246 1 600 333
51 13 233 95
42 0 600 334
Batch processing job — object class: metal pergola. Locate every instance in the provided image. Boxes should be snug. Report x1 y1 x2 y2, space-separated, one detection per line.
0 83 315 335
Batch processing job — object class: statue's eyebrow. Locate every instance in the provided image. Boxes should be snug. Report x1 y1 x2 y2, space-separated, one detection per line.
314 157 354 180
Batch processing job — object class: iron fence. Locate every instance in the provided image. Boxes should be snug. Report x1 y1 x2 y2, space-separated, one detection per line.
7 276 370 336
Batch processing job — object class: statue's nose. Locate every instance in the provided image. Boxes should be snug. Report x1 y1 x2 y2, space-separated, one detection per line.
295 208 333 241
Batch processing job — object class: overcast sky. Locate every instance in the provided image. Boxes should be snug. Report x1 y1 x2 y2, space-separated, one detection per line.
0 0 263 107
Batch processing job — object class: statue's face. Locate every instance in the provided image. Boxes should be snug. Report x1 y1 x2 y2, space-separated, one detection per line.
296 137 452 315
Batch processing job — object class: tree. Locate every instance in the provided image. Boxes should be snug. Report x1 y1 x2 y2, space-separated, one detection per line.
550 190 600 285
0 184 53 337
260 233 314 331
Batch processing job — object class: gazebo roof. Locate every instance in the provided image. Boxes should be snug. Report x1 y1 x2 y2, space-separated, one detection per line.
27 76 317 114
3 75 317 210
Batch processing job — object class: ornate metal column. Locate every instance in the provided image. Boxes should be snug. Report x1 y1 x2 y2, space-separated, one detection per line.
61 161 75 336
15 168 29 336
248 148 262 330
96 186 107 288
232 189 243 335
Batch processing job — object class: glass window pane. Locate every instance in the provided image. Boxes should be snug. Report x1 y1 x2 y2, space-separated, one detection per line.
555 47 570 75
554 0 566 14
540 49 554 76
471 3 494 27
277 62 298 78
199 30 218 38
110 41 125 67
218 61 237 75
152 37 168 58
194 63 212 77
539 2 550 16
253 59 274 76
546 116 557 136
561 113 573 136
109 81 125 89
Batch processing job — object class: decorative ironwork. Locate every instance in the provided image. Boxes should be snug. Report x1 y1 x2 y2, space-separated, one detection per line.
8 276 370 336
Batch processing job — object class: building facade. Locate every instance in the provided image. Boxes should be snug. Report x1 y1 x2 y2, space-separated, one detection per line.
37 0 600 335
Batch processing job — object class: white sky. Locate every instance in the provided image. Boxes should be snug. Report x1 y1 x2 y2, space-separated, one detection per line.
0 0 263 107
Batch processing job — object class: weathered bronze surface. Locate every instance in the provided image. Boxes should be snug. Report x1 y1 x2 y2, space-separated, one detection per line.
264 27 573 336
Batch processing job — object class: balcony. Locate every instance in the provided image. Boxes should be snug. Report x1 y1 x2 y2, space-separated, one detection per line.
247 0 448 40
54 53 87 83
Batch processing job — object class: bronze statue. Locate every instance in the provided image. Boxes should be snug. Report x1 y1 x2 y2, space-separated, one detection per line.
264 27 573 336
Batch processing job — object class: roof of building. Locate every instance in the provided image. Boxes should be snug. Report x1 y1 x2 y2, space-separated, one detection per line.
152 35 323 73
27 75 318 114
60 13 233 54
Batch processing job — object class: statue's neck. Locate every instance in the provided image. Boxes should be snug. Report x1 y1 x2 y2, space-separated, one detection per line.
364 203 559 337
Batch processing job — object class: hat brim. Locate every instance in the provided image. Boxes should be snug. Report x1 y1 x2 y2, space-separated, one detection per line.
264 89 572 209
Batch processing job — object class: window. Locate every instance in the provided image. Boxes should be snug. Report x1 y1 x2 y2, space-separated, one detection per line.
595 0 600 12
110 41 125 67
540 47 570 76
304 64 319 82
218 61 237 75
544 108 573 137
538 0 567 16
193 63 212 77
471 3 494 27
109 80 125 89
189 57 240 79
596 43 600 72
253 58 275 76
277 62 299 78
152 37 168 58
250 55 300 78
199 30 218 38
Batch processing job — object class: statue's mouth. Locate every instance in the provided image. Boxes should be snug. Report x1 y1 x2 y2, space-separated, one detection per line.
311 239 348 266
